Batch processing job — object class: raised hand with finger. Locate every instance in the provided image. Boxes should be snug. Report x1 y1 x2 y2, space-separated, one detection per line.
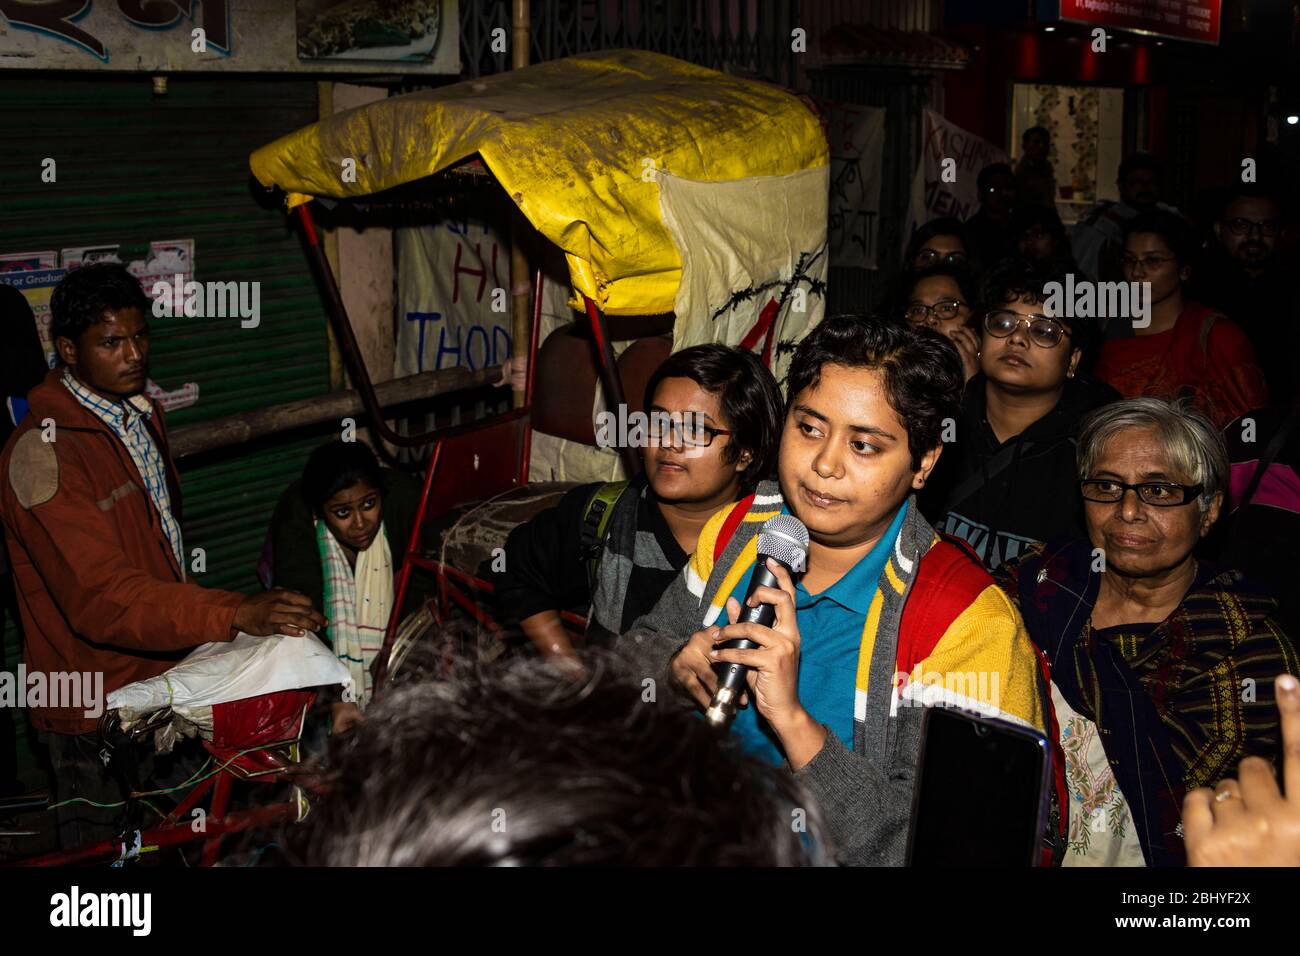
1183 672 1300 866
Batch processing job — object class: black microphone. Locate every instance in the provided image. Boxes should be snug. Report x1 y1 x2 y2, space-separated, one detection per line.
704 514 810 728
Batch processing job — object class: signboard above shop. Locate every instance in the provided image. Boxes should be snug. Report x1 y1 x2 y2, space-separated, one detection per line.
1039 0 1221 45
0 0 459 73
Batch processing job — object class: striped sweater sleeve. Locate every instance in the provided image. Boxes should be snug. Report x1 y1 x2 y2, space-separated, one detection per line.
897 583 1047 732
618 503 733 684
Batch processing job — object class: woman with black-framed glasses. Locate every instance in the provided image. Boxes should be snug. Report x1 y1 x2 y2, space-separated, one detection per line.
1095 210 1267 428
919 260 1117 572
495 344 784 656
994 397 1297 868
898 262 981 382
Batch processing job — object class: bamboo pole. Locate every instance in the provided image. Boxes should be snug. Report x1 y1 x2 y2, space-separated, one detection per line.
170 365 503 460
509 0 532 409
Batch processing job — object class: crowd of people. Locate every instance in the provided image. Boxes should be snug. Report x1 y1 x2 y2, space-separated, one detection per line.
483 141 1300 867
1 135 1299 867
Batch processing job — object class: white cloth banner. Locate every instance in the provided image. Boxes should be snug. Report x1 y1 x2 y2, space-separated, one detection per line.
826 103 885 269
394 218 512 377
903 109 1009 252
658 166 829 387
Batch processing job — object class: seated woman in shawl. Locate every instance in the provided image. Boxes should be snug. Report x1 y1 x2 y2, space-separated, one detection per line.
268 440 420 717
995 397 1298 867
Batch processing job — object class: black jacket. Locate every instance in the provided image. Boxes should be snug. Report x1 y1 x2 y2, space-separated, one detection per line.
920 374 1119 569
493 473 688 642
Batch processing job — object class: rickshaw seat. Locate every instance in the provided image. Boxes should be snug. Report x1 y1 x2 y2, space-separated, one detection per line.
533 328 671 445
417 406 531 513
419 481 575 579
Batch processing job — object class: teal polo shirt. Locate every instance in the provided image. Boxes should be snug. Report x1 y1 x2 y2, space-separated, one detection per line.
727 501 908 766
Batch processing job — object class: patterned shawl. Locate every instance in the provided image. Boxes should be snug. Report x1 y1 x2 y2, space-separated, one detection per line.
317 518 393 709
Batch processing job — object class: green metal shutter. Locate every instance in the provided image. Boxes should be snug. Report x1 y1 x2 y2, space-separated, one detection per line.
0 76 328 789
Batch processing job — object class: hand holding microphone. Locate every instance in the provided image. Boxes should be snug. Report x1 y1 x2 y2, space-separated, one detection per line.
704 515 810 728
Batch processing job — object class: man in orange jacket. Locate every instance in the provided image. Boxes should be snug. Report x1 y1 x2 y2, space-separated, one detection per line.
0 264 325 848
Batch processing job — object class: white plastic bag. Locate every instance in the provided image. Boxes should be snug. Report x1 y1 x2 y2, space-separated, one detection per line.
108 631 353 735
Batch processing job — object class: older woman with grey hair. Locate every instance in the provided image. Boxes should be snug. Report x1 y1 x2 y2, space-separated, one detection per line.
995 397 1297 868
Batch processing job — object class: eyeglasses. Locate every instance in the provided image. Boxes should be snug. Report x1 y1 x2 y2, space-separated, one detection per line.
905 299 968 325
983 310 1071 348
1079 479 1204 507
914 249 967 268
1224 217 1281 238
1120 253 1177 272
647 414 732 449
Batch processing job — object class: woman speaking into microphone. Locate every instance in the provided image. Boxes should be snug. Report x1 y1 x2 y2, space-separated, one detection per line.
622 315 1049 866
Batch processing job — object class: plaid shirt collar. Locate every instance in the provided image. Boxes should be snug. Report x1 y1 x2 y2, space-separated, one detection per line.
61 368 153 431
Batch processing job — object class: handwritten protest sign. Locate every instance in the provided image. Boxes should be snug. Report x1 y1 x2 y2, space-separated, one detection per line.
903 109 1009 251
395 217 512 377
823 102 885 269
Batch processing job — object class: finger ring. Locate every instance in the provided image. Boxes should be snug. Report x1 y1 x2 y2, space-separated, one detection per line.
1214 789 1236 802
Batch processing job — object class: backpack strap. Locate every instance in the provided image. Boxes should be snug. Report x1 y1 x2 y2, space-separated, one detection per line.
1239 400 1300 510
1198 310 1217 355
939 440 1032 516
579 480 631 590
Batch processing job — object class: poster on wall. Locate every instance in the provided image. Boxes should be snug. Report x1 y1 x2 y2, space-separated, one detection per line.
902 109 1010 253
0 250 57 271
394 217 512 379
58 239 195 306
1 238 201 409
0 0 459 73
0 262 64 369
823 102 885 270
1040 0 1221 45
296 0 445 61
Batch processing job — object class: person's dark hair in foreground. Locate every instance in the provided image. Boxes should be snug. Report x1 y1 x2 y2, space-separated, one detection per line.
292 653 829 866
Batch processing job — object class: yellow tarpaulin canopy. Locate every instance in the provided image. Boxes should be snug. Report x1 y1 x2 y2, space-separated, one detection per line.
249 50 827 315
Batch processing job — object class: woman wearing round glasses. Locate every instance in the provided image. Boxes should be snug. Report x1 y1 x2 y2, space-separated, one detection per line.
1094 210 1267 428
919 260 1117 571
995 397 1297 867
899 262 981 381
